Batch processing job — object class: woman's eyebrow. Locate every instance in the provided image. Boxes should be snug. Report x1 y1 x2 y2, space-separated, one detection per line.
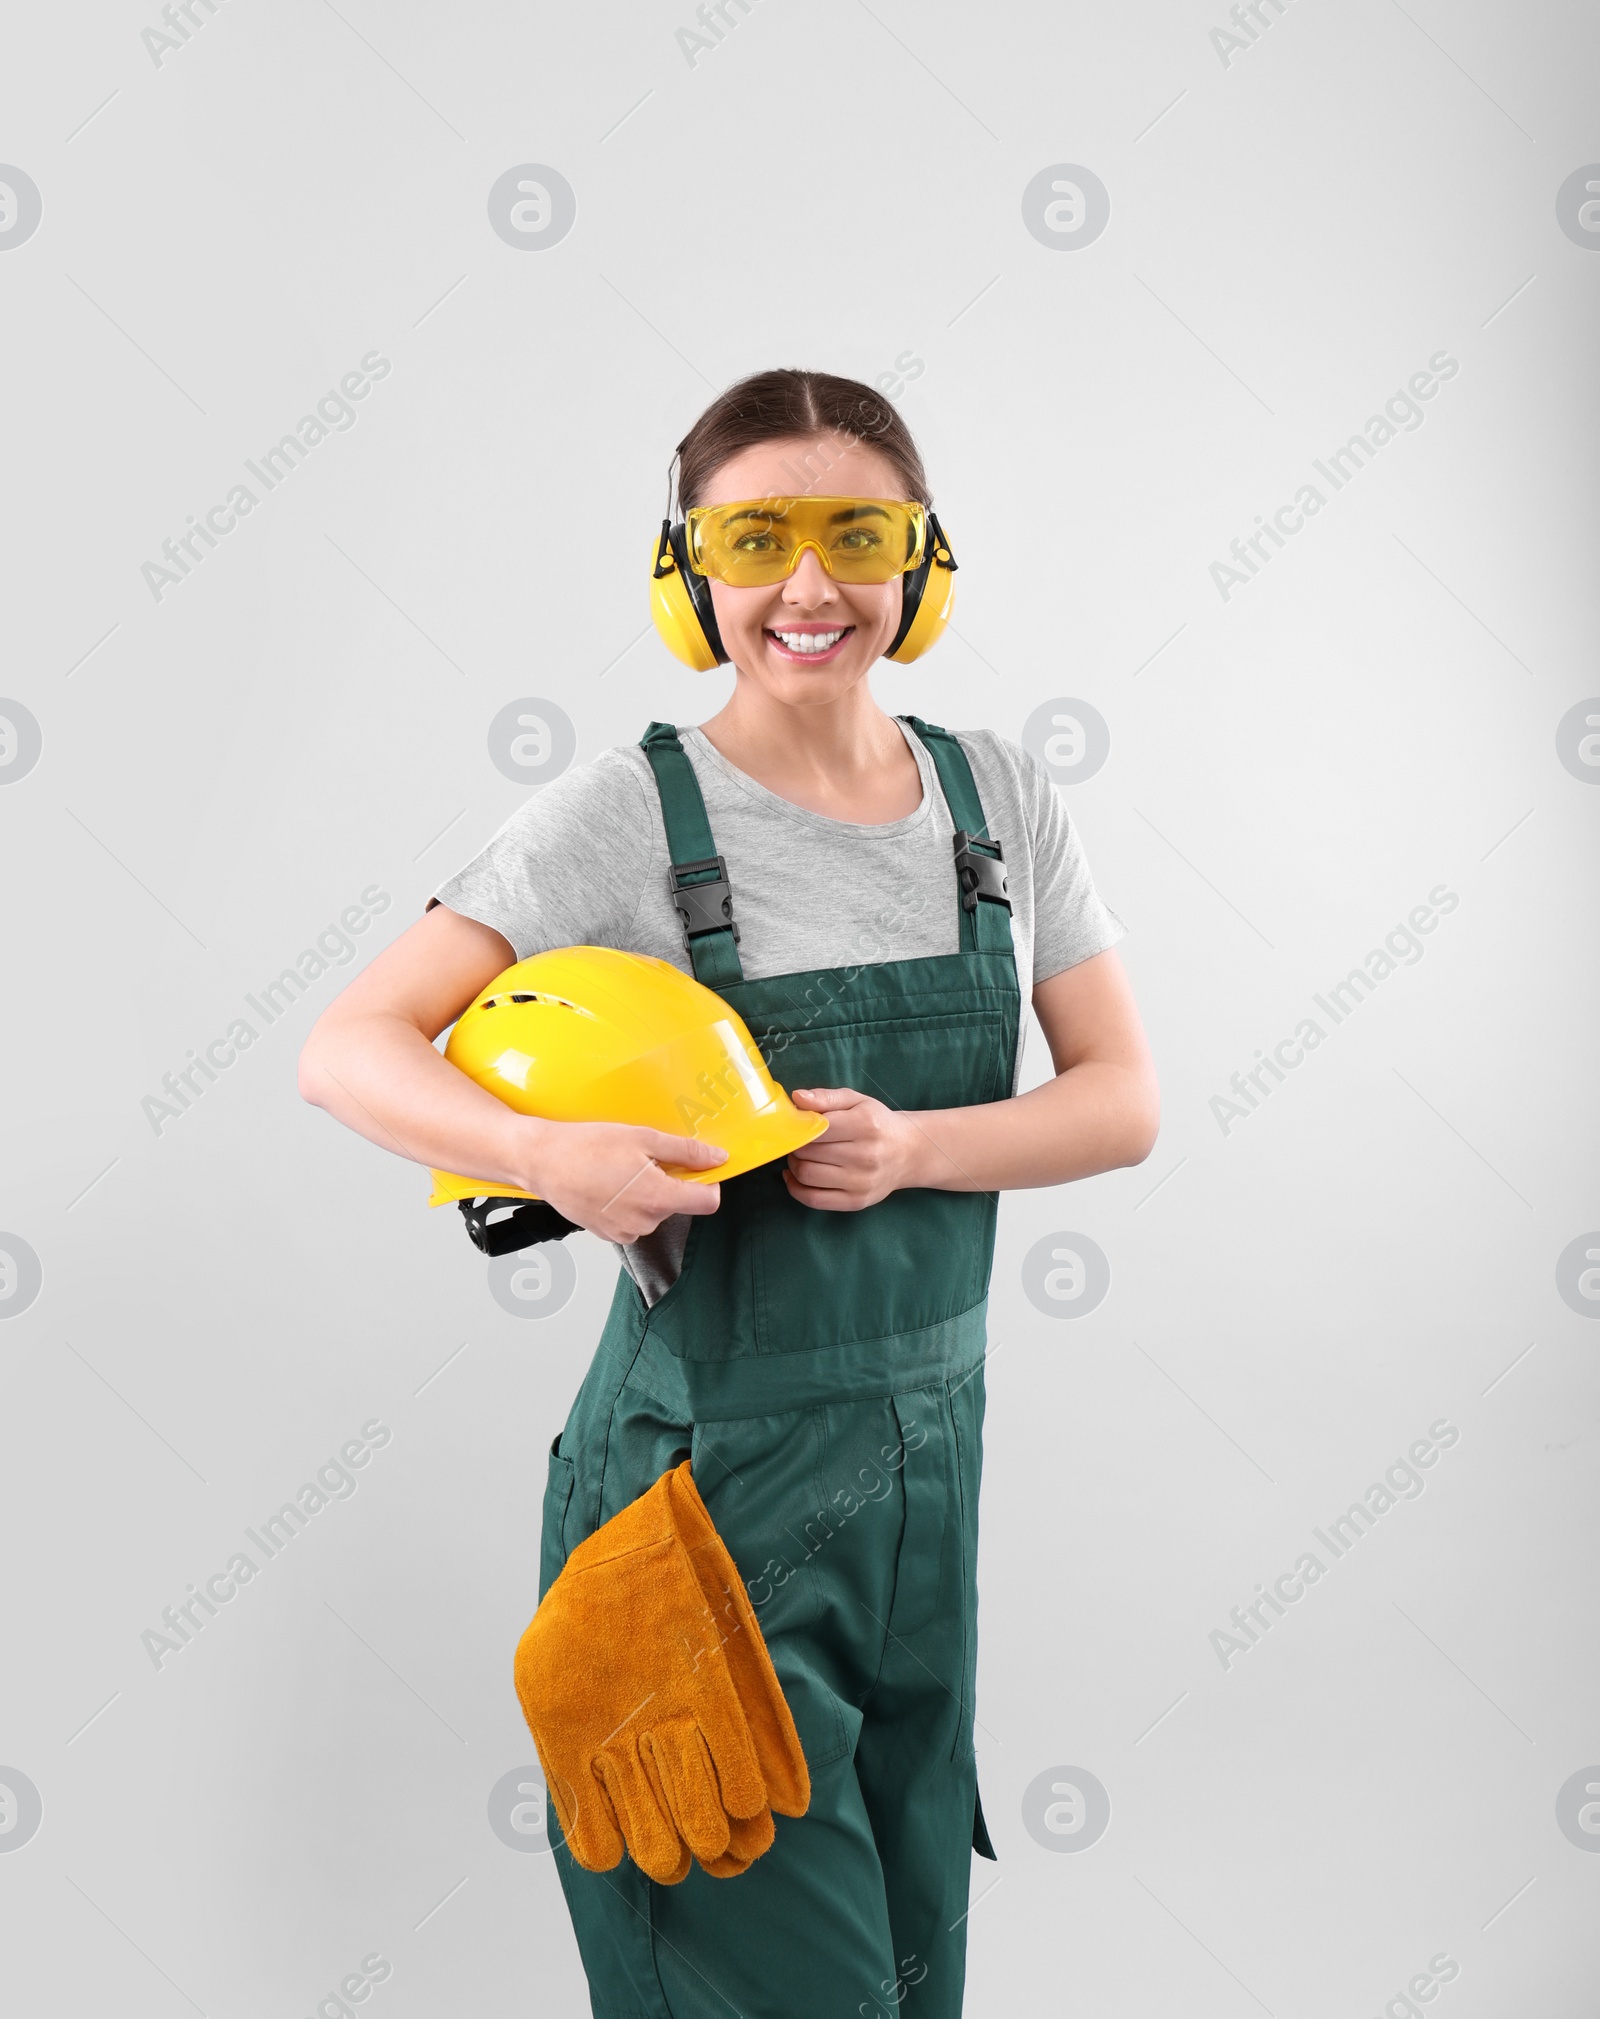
828 503 893 523
716 506 789 527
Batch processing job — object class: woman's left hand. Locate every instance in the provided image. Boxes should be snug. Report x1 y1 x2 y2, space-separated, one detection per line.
783 1087 920 1211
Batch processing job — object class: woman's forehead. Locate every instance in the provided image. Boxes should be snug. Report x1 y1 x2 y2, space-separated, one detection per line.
696 433 906 508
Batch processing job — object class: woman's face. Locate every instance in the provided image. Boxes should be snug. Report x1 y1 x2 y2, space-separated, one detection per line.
697 435 913 703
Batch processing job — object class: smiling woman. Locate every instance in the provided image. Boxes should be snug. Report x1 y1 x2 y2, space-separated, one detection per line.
648 373 954 679
297 365 1159 2019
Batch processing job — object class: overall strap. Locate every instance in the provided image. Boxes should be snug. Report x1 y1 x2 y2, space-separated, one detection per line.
639 722 746 988
899 716 1015 956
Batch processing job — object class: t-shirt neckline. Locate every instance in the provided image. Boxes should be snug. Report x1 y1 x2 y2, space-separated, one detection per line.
680 718 937 839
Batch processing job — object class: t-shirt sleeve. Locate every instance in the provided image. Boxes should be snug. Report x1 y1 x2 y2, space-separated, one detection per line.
427 748 662 959
1011 737 1126 984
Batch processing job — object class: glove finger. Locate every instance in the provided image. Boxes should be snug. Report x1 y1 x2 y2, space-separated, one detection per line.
699 1581 809 1817
526 1730 622 1872
726 1804 775 1862
696 1803 776 1878
640 1717 731 1864
561 1771 627 1874
620 1732 693 1884
691 1693 768 1820
593 1743 691 1885
530 1737 580 1853
625 1763 692 1888
634 1731 697 1875
564 1804 628 1875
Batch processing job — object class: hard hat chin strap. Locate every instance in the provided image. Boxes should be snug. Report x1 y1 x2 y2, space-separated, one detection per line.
459 1196 580 1255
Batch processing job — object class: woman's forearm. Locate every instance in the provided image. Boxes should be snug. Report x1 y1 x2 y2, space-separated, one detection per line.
299 1001 730 1241
900 1059 1160 1194
299 1011 539 1191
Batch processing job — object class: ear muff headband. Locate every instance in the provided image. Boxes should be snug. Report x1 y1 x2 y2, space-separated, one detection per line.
647 510 957 670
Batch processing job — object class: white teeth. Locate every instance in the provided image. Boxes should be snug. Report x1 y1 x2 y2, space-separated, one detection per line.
772 629 846 655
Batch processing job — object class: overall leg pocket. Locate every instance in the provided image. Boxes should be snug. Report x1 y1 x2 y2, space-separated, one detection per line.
538 1433 576 1603
946 1365 985 1767
882 1388 950 1641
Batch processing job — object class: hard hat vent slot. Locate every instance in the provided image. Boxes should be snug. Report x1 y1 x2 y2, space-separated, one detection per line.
482 991 596 1017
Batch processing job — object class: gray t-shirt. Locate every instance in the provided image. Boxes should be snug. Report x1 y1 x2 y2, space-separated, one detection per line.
432 718 1124 1302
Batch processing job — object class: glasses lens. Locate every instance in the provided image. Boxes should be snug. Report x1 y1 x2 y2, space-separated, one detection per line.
819 504 913 582
692 500 921 585
699 503 793 584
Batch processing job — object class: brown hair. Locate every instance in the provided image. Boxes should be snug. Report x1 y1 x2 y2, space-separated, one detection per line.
674 368 931 513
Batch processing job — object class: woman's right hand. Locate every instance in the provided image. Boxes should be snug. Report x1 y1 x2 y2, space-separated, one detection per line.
298 908 728 1242
522 1122 728 1243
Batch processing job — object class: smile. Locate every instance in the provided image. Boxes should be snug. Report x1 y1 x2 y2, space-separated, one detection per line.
765 627 852 661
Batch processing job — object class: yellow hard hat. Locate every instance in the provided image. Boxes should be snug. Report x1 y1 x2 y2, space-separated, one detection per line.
427 946 826 1209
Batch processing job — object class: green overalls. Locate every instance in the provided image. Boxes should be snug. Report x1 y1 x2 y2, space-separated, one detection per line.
541 718 1018 2019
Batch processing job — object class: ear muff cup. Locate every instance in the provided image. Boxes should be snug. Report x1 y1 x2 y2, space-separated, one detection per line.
885 510 957 664
650 521 726 671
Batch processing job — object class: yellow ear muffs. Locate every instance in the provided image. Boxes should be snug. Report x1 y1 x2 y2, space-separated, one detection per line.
650 521 726 671
885 511 958 664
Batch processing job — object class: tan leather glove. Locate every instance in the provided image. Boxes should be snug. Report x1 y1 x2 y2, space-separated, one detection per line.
515 1460 809 1884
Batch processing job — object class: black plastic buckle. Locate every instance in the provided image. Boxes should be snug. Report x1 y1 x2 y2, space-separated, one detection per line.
952 830 1010 913
927 508 958 572
669 853 740 950
458 1196 579 1256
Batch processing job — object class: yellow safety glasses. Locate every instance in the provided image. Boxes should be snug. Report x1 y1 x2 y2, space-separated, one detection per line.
684 496 927 587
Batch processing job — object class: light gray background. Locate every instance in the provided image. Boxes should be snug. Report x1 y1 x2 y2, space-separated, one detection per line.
2 2 1597 2013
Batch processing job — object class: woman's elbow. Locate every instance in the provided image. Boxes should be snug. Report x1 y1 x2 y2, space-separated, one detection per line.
297 1017 337 1110
1119 1071 1162 1168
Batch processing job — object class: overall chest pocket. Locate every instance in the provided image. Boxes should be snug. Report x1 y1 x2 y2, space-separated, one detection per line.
749 1010 1010 1354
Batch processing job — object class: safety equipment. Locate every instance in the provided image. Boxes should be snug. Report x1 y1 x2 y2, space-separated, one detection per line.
427 944 825 1211
690 496 928 585
514 1461 810 1884
650 496 958 671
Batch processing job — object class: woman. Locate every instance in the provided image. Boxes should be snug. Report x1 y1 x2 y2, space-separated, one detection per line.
299 368 1159 2017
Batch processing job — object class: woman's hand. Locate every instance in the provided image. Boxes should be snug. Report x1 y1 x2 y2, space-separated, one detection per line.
782 1088 921 1211
297 907 732 1244
525 1123 728 1243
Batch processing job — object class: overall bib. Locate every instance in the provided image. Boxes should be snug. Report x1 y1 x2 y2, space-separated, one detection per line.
541 718 1019 2019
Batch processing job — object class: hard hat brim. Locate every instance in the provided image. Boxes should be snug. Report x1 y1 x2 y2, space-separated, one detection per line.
427 1103 827 1212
